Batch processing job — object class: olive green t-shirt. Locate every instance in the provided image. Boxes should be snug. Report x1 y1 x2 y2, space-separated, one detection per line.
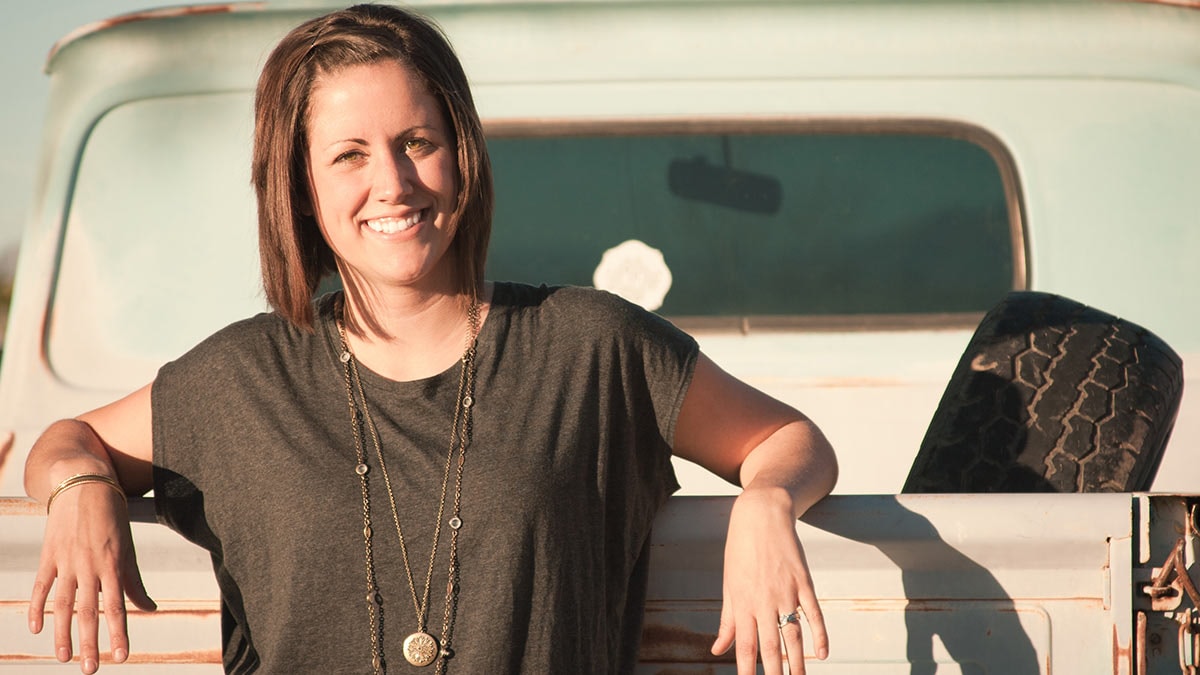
153 282 698 674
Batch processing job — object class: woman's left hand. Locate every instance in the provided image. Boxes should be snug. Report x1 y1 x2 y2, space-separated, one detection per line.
671 353 836 673
710 485 828 675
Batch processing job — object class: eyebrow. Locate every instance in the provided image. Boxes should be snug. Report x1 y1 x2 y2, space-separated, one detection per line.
320 125 442 151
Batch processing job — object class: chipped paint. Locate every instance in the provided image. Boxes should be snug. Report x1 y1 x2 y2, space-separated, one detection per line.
0 497 41 516
1127 0 1200 8
0 650 222 664
639 625 729 664
45 3 267 69
1137 611 1147 675
1115 621 1133 675
123 649 222 663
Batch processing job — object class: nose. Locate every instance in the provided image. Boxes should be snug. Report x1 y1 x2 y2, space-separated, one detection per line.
372 149 413 203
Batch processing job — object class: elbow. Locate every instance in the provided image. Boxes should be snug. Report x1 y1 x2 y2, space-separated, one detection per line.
812 423 839 496
23 419 111 499
823 441 839 495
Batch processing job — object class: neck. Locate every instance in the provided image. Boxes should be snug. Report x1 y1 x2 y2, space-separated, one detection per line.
339 281 489 382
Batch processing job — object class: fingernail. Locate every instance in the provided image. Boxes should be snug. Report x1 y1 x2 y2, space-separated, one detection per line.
818 646 829 660
28 619 37 633
114 647 128 662
83 656 97 673
56 647 70 662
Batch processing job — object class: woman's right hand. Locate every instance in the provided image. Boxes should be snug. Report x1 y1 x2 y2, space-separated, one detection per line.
29 479 156 674
24 390 158 672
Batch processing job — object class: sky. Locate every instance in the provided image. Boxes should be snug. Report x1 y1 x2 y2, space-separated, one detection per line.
0 0 159 269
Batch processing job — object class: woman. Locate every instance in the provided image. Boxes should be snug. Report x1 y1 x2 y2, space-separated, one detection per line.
25 5 836 674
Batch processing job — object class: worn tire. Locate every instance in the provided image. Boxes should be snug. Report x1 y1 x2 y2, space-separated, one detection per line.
904 291 1184 493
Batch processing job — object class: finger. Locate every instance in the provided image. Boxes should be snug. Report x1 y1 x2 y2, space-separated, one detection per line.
52 580 77 663
76 579 101 674
121 545 157 612
793 547 829 661
734 612 759 675
711 598 734 656
101 572 129 664
29 561 55 635
798 590 828 661
758 612 784 675
781 617 806 675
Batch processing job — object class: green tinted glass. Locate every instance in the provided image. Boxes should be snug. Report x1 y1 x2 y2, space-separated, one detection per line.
486 132 1015 318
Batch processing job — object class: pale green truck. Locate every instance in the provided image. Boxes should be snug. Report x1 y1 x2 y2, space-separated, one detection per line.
1 0 1198 672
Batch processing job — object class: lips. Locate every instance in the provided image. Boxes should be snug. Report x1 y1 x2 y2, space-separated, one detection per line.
364 209 424 234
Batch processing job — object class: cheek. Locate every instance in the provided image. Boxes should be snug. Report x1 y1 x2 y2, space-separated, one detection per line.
308 170 360 221
419 152 460 200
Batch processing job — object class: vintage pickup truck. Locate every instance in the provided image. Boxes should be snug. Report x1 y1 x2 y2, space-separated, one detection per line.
1 0 1197 672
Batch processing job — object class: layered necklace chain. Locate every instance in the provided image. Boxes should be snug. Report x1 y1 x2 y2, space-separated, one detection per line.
337 298 480 673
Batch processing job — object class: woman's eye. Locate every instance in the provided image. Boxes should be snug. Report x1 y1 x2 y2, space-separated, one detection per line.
334 150 364 163
404 138 432 153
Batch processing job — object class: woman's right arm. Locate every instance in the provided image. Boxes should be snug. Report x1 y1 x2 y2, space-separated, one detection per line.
24 383 158 675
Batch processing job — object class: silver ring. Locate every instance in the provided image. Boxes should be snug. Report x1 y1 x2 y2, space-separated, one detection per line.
778 609 801 629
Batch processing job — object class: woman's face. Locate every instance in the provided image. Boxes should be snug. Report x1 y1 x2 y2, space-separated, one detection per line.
305 59 460 294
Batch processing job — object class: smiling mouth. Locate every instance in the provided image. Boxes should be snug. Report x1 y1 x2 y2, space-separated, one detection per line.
365 210 424 234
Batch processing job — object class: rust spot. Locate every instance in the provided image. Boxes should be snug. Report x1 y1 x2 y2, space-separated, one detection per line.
0 430 14 475
1124 0 1200 9
898 597 1104 609
1114 620 1132 675
117 650 222 664
0 497 43 516
1136 611 1147 675
46 2 267 68
1 650 221 664
638 623 731 664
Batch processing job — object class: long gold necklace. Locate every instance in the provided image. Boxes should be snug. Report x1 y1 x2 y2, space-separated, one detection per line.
337 298 479 673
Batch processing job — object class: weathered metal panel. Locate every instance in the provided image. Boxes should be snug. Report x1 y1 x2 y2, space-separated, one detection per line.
639 494 1133 673
0 499 220 671
7 494 1197 673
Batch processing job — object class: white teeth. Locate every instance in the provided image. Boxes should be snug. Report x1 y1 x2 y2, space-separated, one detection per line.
365 211 422 234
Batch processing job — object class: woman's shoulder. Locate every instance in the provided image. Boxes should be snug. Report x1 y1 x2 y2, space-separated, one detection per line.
494 282 644 326
494 281 639 314
492 282 689 344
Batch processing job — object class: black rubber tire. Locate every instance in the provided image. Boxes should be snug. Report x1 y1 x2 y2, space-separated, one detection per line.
904 291 1184 493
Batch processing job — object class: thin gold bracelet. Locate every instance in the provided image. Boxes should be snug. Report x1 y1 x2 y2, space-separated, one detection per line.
45 473 127 514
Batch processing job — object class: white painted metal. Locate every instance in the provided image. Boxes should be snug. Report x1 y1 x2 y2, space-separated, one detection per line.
0 493 1143 672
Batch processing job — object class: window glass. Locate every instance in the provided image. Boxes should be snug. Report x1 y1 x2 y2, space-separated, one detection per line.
48 94 265 389
486 131 1015 320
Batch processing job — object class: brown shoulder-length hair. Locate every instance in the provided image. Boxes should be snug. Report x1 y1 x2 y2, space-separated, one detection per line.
252 3 493 329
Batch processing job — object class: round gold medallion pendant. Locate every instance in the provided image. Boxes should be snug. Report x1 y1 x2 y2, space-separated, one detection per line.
403 632 439 667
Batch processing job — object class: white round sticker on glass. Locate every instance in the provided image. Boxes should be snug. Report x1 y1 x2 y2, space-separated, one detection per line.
592 239 673 311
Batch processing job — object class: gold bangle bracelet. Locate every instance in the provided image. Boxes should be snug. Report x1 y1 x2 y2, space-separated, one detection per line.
45 473 127 514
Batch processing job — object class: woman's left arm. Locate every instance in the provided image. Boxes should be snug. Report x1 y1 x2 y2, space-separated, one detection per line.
672 352 838 675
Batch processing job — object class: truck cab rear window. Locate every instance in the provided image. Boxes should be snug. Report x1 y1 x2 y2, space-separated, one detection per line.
486 127 1020 327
